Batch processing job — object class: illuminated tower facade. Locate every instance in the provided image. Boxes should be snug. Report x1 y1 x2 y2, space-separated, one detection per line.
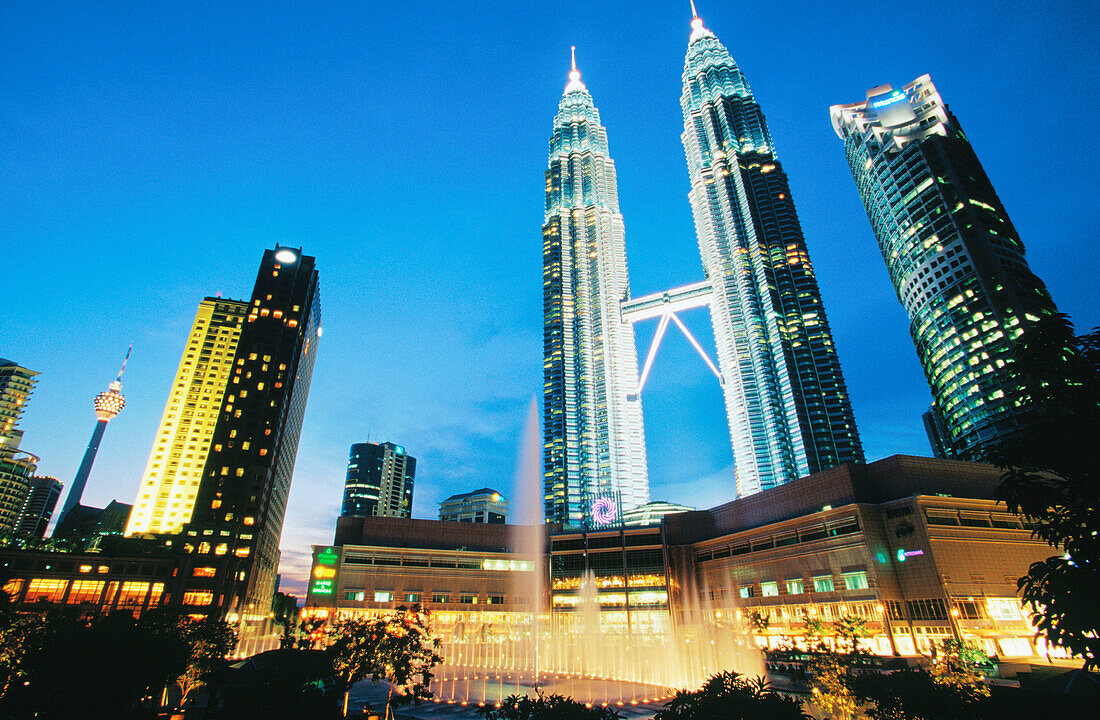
543 50 648 526
125 297 248 536
341 442 415 519
831 76 1060 459
0 360 40 532
57 347 130 526
681 11 863 496
181 246 320 623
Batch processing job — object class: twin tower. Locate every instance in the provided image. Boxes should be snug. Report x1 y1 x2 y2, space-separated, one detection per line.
542 11 863 526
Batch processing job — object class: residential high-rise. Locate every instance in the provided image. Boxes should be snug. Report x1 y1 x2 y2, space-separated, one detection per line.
680 10 863 496
180 246 319 623
16 475 62 537
341 442 415 519
830 76 1060 459
56 346 130 527
0 360 38 453
542 49 649 526
125 298 248 536
439 488 507 524
0 360 40 533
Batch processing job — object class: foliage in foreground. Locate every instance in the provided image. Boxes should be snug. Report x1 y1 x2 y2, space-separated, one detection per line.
978 314 1099 669
0 604 234 719
654 671 809 720
477 691 624 720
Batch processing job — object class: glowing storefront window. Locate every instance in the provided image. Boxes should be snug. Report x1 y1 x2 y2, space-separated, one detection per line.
24 579 67 603
66 580 105 604
987 597 1024 622
118 582 150 606
183 591 214 606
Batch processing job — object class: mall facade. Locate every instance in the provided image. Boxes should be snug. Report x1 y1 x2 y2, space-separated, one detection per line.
303 455 1053 660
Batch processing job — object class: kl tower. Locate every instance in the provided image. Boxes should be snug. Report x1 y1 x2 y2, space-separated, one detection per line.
56 344 131 527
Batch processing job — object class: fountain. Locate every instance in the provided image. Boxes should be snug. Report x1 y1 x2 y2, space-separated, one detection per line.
428 399 763 707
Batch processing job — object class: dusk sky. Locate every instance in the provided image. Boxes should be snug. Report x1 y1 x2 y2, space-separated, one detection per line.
4 1 1097 597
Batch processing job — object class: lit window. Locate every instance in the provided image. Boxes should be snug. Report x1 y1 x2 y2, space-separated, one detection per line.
374 591 394 602
786 579 804 595
842 571 868 590
813 575 835 592
24 579 68 603
193 567 217 577
761 582 778 597
183 591 213 606
66 580 104 604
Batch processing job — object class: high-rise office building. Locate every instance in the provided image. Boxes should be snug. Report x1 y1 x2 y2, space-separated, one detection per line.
16 475 62 537
125 298 248 536
181 246 319 622
341 442 415 519
830 76 1060 459
0 360 40 533
439 488 506 524
57 347 130 527
680 11 863 496
542 49 649 526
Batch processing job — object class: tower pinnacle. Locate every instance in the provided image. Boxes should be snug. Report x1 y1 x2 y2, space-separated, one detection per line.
565 45 585 92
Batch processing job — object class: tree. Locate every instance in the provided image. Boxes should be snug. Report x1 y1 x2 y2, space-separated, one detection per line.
927 640 989 702
175 616 236 705
654 671 808 720
0 604 47 703
834 615 870 655
478 691 624 720
0 608 196 719
979 314 1100 669
809 651 859 720
327 604 442 719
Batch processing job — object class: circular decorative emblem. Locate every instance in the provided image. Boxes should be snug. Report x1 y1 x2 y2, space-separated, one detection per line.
591 498 617 526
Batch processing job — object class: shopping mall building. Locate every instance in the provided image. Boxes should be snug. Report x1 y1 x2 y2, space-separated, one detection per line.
303 455 1052 660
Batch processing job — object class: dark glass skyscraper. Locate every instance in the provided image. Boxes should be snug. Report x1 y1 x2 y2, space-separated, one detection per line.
831 75 1060 459
341 441 415 519
16 475 62 537
681 12 863 495
182 245 320 623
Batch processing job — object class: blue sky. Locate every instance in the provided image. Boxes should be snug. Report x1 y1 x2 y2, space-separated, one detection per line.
3 1 1097 596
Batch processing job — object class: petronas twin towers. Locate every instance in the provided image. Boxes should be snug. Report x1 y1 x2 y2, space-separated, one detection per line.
543 10 863 526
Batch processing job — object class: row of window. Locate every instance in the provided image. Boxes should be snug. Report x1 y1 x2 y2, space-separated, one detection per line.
696 517 862 563
739 571 869 598
4 577 164 608
342 590 506 605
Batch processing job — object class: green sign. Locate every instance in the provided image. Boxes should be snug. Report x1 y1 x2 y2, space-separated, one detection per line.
317 547 338 565
310 579 335 595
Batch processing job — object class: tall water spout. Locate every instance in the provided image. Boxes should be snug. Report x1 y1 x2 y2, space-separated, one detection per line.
509 398 545 678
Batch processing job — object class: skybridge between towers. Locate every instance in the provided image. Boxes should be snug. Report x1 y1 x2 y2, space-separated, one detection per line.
621 279 723 399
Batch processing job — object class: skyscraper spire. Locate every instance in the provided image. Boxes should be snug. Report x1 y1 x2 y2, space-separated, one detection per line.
565 45 585 92
690 0 698 19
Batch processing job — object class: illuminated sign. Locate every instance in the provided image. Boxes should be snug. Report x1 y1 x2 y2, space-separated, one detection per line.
394 445 404 455
592 497 617 526
316 547 338 565
871 91 907 109
313 566 336 580
310 579 335 595
896 548 925 562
